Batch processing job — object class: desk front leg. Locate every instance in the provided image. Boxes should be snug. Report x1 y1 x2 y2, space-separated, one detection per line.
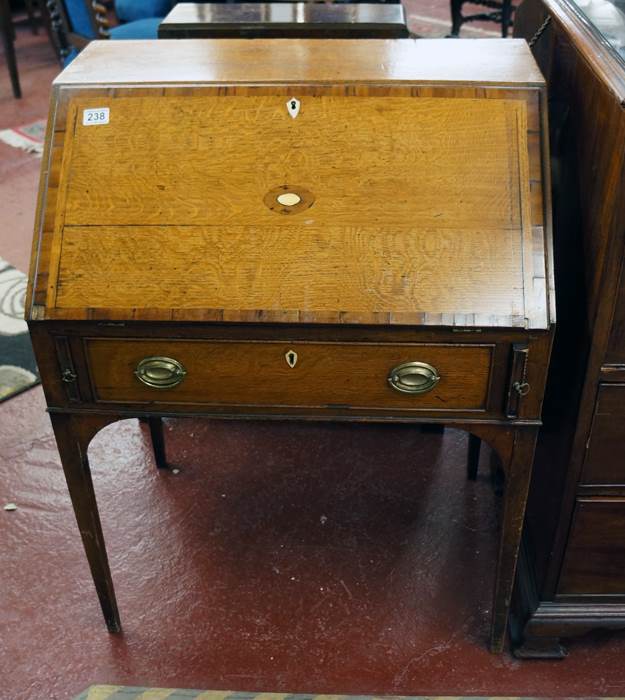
49 412 122 633
490 425 539 653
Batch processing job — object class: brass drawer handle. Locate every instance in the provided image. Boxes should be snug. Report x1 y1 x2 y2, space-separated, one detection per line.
388 361 440 395
134 356 187 389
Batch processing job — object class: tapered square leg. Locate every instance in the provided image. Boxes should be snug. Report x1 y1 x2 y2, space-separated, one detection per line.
50 413 121 632
489 427 539 652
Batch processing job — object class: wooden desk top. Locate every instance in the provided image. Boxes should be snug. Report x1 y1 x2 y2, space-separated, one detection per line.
54 38 545 87
31 40 551 330
158 3 410 39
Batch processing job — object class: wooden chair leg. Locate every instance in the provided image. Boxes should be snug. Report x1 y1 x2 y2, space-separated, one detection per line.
49 412 121 632
24 0 39 34
0 0 21 98
450 0 463 36
148 416 169 470
467 433 481 480
501 0 513 37
489 427 539 653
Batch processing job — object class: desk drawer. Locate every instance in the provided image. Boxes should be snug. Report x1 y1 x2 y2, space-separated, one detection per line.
84 339 492 412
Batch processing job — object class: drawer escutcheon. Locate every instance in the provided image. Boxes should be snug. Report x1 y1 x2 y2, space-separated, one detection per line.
135 356 187 389
388 361 440 395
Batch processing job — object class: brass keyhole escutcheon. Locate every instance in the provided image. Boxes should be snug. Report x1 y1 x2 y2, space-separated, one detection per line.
264 185 314 215
285 350 298 368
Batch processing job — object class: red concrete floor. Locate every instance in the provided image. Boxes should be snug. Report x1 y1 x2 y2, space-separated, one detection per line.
2 15 625 700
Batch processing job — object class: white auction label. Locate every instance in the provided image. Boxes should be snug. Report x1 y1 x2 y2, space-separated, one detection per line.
82 107 110 126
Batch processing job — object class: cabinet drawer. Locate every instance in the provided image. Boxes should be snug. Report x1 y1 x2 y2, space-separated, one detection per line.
558 499 625 596
606 262 625 364
580 385 625 485
84 338 493 412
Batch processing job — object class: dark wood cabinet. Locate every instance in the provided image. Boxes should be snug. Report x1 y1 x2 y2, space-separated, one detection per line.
513 0 625 657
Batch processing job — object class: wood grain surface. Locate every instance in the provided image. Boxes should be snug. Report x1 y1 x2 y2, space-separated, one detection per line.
41 92 541 326
606 259 625 364
54 225 526 318
61 95 524 229
53 38 546 87
579 384 625 485
26 38 551 331
85 338 493 410
558 499 625 595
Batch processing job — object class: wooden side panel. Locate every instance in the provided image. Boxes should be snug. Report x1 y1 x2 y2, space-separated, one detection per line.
606 261 625 365
580 385 625 485
558 499 625 595
84 338 493 410
557 51 625 335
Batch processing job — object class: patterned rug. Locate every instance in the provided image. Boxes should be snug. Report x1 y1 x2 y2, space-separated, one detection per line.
0 258 39 401
0 119 45 156
73 691 623 700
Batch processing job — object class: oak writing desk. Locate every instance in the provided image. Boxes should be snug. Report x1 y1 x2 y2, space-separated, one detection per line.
158 3 410 39
27 39 554 653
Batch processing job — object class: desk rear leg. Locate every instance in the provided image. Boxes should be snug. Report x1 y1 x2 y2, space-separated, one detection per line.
148 416 169 470
50 412 122 633
467 433 481 480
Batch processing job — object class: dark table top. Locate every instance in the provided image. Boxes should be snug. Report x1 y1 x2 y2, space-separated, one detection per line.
158 2 410 38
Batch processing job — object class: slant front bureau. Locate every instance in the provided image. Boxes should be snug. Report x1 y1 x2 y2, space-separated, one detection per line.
26 39 554 653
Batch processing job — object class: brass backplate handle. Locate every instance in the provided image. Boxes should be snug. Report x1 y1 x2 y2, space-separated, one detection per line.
135 356 187 389
388 361 440 395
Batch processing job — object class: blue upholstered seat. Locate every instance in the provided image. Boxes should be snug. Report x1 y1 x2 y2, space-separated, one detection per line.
109 16 162 38
61 0 162 64
115 0 173 23
64 0 96 37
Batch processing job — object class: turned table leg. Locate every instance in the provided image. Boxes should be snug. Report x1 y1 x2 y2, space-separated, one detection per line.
489 426 539 652
50 412 121 632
